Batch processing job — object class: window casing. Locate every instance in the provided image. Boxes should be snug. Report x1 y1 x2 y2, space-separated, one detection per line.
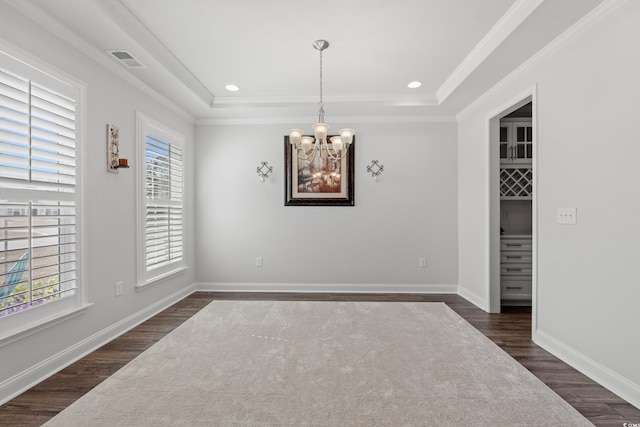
0 47 85 330
136 112 185 286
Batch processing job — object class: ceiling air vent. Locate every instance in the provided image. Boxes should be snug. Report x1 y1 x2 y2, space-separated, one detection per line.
107 50 145 68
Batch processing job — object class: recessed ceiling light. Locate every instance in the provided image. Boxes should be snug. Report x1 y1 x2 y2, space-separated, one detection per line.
225 84 240 92
407 81 422 89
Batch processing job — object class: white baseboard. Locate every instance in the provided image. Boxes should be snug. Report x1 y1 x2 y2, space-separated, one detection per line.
533 329 640 410
456 285 488 311
194 282 458 294
0 284 196 406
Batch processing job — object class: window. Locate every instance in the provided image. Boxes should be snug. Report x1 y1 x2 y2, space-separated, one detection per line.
136 112 185 286
0 47 84 324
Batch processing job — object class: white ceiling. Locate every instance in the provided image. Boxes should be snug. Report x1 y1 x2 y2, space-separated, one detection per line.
11 0 605 123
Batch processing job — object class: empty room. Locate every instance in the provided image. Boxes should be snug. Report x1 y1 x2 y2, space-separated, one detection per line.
0 0 639 425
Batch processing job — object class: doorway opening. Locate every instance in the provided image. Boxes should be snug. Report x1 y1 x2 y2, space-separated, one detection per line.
488 94 536 323
499 103 533 308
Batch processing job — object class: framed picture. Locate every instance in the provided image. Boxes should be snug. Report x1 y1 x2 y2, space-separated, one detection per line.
284 135 355 206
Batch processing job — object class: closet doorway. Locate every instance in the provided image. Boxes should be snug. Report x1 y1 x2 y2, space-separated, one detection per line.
499 103 533 307
488 95 535 316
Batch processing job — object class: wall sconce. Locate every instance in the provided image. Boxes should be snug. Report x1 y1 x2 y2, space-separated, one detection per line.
366 160 384 181
257 161 273 182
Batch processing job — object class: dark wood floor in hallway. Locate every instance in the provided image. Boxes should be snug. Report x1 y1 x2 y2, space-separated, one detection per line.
0 292 638 426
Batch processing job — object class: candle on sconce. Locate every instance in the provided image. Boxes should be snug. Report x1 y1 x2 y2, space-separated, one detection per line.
118 158 128 167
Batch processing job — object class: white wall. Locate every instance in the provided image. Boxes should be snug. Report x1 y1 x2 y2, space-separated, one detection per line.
0 4 196 402
195 122 458 291
458 0 640 408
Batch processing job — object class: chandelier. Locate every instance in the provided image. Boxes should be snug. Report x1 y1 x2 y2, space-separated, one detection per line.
288 40 355 164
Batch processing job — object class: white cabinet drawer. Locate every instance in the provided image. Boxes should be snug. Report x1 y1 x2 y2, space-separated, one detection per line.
500 236 532 303
501 279 532 299
500 251 532 264
500 238 532 251
500 264 532 276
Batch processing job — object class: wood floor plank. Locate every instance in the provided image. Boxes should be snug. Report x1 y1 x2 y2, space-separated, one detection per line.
0 292 638 426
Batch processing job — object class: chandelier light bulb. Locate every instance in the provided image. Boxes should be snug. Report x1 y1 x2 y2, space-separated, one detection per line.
300 136 314 151
330 136 343 152
288 128 303 146
338 128 354 146
313 123 329 140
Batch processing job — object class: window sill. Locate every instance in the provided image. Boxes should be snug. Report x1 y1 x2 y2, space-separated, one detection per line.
136 266 189 291
0 303 93 348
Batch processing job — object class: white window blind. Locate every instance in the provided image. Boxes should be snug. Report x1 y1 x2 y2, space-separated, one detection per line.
0 54 79 318
0 67 76 191
0 202 77 316
144 130 184 273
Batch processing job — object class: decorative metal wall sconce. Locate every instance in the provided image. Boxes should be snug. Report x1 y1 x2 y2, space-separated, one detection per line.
366 160 384 181
257 161 273 182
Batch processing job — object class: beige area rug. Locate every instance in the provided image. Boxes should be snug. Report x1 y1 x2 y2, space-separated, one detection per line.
44 301 593 426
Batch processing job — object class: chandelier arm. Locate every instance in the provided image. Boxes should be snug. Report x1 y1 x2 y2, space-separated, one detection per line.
295 142 320 164
303 144 321 165
323 146 340 160
325 146 350 162
295 141 350 164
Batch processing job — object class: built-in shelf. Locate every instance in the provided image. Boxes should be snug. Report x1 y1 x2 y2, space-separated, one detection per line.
500 167 532 199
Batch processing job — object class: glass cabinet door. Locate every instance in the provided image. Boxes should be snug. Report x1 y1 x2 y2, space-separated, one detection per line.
499 125 509 161
513 122 533 163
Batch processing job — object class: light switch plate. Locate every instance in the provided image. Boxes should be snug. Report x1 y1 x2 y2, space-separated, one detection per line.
557 207 577 225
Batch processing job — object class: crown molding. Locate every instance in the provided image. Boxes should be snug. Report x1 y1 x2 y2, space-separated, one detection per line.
5 0 195 123
196 114 457 126
211 93 439 108
436 0 544 104
99 0 214 108
456 0 628 121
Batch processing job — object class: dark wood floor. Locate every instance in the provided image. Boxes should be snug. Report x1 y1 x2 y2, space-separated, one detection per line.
1 292 638 426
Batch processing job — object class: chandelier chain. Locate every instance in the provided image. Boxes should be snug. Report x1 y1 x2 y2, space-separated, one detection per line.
318 46 325 123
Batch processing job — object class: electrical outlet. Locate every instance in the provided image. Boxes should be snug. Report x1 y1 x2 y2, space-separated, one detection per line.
256 257 263 267
419 257 427 268
115 281 124 297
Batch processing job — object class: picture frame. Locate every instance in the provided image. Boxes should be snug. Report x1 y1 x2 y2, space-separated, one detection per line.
284 135 355 206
